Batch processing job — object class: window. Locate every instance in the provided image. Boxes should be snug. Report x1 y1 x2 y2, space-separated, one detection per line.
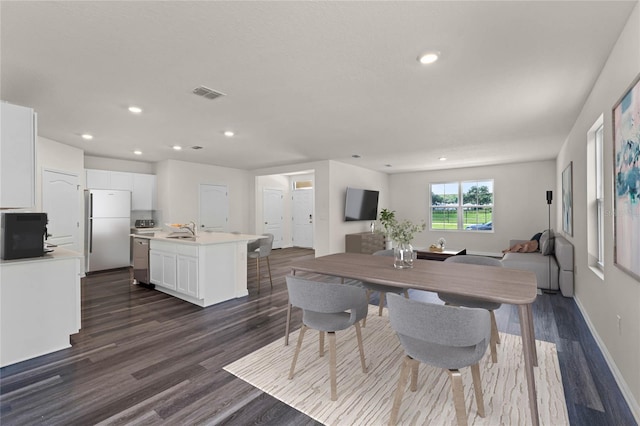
293 180 313 190
430 180 494 231
595 124 604 267
587 116 604 273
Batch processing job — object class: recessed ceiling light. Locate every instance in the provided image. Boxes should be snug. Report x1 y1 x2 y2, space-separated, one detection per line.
352 154 361 158
133 150 142 155
385 164 392 167
224 130 235 137
81 133 93 140
128 106 143 114
439 157 447 161
173 145 182 151
418 51 440 65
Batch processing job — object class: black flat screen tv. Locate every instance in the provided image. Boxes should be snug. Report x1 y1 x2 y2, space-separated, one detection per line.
344 187 379 221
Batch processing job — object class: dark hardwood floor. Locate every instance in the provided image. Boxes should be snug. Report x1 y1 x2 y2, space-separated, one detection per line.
0 248 636 425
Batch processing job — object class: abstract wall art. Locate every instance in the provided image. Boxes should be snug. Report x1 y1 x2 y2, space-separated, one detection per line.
613 73 640 281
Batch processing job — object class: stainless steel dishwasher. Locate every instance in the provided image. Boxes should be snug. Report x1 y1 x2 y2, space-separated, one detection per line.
132 237 153 288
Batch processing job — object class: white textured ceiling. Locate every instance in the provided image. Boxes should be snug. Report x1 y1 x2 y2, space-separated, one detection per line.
1 1 635 173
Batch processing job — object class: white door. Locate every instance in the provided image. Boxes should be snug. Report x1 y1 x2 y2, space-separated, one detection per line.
42 169 80 251
292 189 313 248
263 188 283 249
199 184 228 231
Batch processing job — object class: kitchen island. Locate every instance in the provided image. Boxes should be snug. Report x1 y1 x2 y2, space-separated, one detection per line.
134 231 263 307
0 248 82 367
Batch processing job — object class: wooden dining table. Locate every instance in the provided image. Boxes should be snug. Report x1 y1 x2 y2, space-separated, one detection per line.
286 252 541 426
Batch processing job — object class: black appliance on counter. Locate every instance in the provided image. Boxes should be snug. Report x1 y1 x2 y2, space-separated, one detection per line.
1 212 48 260
134 219 155 228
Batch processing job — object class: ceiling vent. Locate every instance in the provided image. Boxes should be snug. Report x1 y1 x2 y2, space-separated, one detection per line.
191 146 203 150
192 86 226 100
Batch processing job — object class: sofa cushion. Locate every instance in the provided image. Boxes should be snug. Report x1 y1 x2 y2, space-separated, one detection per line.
540 230 555 255
501 251 559 291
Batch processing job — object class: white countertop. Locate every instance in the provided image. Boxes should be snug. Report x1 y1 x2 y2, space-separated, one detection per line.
0 247 83 266
132 231 264 245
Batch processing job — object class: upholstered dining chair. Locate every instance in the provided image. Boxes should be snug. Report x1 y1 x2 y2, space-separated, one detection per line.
247 233 274 292
438 255 503 363
361 249 409 326
285 275 368 401
387 293 491 426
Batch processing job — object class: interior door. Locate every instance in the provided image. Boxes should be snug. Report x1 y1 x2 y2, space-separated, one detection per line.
42 169 80 251
199 184 228 231
263 188 283 249
292 189 313 248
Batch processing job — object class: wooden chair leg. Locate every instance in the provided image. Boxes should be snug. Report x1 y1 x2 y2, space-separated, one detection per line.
403 289 409 298
489 321 498 363
448 369 468 426
410 360 419 392
389 355 413 426
379 292 386 316
363 290 371 328
470 363 485 417
256 258 261 293
289 325 307 379
490 310 500 344
354 322 367 373
266 256 273 289
319 331 325 357
328 331 337 401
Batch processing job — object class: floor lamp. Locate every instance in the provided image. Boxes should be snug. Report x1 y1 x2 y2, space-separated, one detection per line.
546 190 553 292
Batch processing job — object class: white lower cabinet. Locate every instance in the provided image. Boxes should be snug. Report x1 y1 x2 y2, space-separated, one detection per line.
177 255 199 298
150 250 177 291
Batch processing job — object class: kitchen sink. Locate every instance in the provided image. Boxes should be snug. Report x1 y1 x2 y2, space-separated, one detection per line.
167 232 197 240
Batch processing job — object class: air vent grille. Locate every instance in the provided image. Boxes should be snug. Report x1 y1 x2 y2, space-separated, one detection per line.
192 86 226 100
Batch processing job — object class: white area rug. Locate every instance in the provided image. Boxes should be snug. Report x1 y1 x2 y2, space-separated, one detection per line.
224 306 569 425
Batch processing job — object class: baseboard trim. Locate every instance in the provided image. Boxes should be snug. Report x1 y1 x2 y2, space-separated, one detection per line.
573 295 640 423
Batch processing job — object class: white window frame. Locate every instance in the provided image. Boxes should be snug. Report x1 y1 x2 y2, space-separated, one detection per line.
429 180 494 231
595 123 604 269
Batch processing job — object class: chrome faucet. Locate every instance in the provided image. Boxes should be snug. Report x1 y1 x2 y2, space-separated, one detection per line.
181 221 196 236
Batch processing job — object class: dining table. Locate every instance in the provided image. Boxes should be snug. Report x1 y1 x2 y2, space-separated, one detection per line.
286 252 541 426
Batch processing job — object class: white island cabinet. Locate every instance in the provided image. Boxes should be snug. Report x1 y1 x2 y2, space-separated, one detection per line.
0 248 82 367
145 232 262 307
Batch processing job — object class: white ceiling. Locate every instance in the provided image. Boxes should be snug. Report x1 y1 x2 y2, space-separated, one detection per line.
1 1 635 173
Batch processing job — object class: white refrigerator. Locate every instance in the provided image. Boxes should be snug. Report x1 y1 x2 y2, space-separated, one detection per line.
84 189 131 272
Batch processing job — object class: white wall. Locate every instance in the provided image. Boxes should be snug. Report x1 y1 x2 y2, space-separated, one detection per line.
84 155 155 174
389 160 556 254
328 161 389 253
557 2 640 417
155 159 251 233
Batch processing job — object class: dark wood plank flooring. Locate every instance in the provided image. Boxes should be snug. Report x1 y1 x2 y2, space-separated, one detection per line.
0 248 636 425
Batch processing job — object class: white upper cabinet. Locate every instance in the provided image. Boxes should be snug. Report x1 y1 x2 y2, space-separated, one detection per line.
85 169 156 211
1 102 36 208
132 173 155 211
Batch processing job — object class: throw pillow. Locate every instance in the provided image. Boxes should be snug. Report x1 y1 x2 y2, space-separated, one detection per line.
539 230 555 256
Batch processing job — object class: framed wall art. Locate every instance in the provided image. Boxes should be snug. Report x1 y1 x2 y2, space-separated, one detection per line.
613 73 640 281
562 162 573 236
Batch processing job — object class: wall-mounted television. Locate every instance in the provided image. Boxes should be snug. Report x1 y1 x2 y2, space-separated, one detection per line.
344 187 379 221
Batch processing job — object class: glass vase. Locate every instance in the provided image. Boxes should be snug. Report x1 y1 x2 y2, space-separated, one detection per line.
393 242 415 269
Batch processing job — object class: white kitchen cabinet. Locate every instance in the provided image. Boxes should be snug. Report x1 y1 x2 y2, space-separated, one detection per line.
1 102 36 208
110 172 133 191
86 169 155 211
150 249 177 291
177 255 199 298
132 173 156 211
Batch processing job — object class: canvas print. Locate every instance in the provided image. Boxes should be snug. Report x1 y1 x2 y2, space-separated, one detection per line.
562 162 573 236
613 73 640 281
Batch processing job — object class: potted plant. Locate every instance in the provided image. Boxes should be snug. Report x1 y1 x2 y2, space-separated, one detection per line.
378 208 396 248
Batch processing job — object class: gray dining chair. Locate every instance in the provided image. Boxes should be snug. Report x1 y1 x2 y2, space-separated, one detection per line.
387 293 491 426
286 275 368 401
361 249 408 326
247 233 274 292
438 255 503 363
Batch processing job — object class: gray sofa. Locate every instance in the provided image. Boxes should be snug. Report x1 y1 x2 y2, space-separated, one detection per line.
501 234 574 297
